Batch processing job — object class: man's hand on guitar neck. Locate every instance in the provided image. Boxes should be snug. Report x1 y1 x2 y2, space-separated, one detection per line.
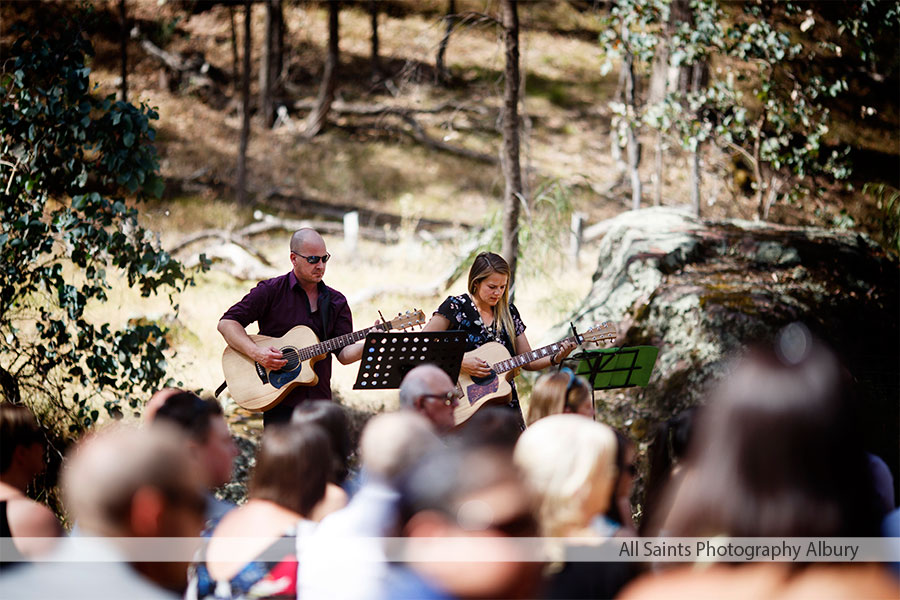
256 346 288 371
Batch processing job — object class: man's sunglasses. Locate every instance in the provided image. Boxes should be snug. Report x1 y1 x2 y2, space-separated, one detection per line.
292 251 331 264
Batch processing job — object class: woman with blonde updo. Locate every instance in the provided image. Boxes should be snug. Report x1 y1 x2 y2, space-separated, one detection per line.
514 414 634 598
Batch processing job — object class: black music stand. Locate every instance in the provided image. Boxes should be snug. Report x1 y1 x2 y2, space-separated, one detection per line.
353 331 468 390
561 346 659 390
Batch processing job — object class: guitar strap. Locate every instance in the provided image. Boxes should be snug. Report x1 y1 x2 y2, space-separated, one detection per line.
318 284 332 337
214 380 227 397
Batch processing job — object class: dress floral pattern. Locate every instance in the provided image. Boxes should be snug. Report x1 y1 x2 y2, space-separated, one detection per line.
435 294 525 355
188 520 315 600
435 294 527 410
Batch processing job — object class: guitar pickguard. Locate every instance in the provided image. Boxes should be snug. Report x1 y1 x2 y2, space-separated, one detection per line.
268 365 302 389
466 375 499 405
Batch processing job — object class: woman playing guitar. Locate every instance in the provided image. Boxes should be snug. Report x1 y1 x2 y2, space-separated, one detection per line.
422 251 577 423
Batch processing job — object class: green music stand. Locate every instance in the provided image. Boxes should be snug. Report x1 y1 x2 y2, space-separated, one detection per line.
563 346 659 390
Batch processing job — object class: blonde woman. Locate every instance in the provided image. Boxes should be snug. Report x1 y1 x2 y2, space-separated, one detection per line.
423 251 575 420
514 414 633 598
525 368 593 426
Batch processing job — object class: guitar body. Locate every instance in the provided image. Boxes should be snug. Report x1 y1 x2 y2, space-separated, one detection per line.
453 342 515 426
222 325 323 412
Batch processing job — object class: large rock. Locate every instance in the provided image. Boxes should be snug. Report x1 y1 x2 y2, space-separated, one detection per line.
561 208 898 475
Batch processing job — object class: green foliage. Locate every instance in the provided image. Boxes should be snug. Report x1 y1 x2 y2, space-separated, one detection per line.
836 0 900 77
599 0 668 153
0 20 201 433
644 0 857 218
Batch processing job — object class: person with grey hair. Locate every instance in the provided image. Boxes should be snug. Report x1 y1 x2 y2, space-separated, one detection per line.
397 364 458 434
0 424 207 599
299 412 442 600
218 228 364 425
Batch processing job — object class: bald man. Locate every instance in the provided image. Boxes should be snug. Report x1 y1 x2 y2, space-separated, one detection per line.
0 425 206 598
218 228 363 425
398 364 459 434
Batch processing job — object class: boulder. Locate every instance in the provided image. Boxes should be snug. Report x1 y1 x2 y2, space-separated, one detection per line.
560 207 898 476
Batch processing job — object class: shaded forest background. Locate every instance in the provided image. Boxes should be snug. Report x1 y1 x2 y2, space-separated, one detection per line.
5 0 898 232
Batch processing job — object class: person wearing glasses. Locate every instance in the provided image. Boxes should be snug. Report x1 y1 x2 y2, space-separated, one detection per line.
422 251 576 422
398 364 459 434
218 228 363 424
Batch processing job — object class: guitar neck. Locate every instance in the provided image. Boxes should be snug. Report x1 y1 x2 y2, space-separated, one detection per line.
493 335 579 374
296 324 385 361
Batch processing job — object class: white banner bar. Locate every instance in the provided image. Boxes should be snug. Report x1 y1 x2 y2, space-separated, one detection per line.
2 537 898 563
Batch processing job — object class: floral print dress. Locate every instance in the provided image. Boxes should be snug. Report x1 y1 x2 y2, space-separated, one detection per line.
435 293 526 410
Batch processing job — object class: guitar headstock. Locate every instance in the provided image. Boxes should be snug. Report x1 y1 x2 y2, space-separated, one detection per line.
580 321 617 347
389 309 426 331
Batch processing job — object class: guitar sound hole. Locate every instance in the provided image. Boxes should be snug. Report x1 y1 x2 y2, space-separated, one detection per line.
276 348 300 373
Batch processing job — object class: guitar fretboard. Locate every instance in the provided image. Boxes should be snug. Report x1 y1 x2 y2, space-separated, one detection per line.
493 335 580 373
296 323 387 361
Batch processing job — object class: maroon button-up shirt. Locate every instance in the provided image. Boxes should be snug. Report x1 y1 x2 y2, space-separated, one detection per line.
221 271 353 404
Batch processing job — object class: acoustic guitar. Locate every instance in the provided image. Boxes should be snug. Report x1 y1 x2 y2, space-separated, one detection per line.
452 321 617 426
222 310 426 411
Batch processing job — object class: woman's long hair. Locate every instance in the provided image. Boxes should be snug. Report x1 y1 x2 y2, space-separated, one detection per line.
249 422 331 517
525 370 591 427
662 324 881 538
467 252 517 354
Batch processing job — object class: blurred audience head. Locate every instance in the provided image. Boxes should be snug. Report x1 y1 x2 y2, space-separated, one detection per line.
62 424 206 590
359 411 441 484
152 392 237 490
514 414 618 536
63 424 206 537
662 323 881 537
525 368 593 427
292 400 352 484
455 405 523 450
396 445 541 598
640 406 697 534
0 403 45 483
398 364 458 433
142 387 183 423
249 422 331 518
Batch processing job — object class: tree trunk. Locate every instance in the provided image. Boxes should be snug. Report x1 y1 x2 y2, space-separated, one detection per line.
273 0 284 84
654 131 663 206
237 0 252 206
751 115 765 220
623 47 642 210
762 174 780 220
260 0 275 128
119 0 128 103
304 1 340 138
671 0 694 95
610 65 627 179
230 5 239 92
369 0 381 80
500 0 523 283
435 0 456 85
688 61 706 217
690 144 701 216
